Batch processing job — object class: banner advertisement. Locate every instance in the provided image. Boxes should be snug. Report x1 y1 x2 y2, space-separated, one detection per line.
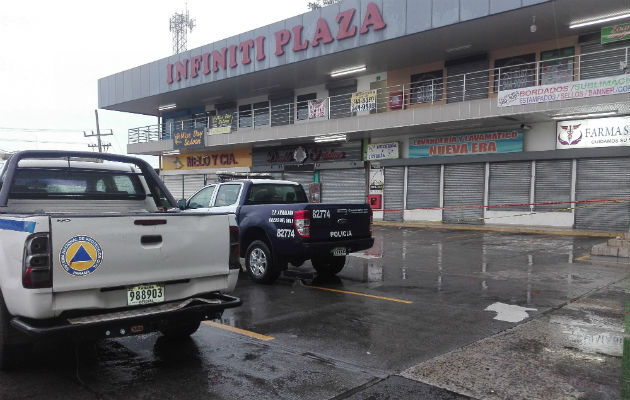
601 23 630 44
162 148 252 171
209 114 233 134
556 116 630 149
369 164 384 192
308 99 327 119
173 128 204 150
366 142 400 161
350 89 377 112
498 74 630 107
409 130 523 158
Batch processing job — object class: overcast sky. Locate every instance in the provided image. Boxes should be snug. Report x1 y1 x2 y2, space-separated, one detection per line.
0 0 314 164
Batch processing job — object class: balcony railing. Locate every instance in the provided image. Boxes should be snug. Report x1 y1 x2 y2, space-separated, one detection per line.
129 45 629 145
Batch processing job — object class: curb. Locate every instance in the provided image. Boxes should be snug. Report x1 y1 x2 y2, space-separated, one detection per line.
373 220 620 238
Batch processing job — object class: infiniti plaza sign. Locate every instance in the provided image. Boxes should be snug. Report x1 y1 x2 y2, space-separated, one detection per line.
556 116 630 149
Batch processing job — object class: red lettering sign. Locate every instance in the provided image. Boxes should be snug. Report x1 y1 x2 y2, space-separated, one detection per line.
166 2 386 84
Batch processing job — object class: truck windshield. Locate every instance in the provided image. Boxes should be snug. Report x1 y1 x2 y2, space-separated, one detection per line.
245 183 308 205
8 168 146 200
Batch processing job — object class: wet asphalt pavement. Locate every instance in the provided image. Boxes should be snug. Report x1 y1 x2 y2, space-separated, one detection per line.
0 226 628 399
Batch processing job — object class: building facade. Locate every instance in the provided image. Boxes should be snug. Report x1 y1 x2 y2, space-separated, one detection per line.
99 0 630 231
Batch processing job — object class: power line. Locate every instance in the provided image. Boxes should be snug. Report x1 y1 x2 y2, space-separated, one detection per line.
0 127 86 133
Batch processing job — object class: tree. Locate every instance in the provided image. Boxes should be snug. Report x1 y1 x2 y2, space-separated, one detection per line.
307 0 342 11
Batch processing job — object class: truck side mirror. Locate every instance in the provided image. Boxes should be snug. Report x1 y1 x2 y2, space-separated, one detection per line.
177 199 187 210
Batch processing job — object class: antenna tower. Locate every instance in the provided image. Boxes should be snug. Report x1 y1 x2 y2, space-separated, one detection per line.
169 5 195 54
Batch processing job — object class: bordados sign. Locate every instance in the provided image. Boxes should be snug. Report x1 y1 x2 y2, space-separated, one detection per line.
166 2 386 84
556 116 630 149
409 130 523 158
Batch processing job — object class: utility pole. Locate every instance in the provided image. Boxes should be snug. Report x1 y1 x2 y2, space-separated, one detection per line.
84 109 113 153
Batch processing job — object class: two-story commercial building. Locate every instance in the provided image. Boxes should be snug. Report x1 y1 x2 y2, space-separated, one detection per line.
99 0 630 231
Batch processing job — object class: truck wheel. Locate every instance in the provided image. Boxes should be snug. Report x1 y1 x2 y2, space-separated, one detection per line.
0 293 29 370
311 256 346 276
245 240 280 284
160 320 201 339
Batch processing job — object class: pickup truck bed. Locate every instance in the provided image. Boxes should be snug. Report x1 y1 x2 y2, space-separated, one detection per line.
0 151 242 369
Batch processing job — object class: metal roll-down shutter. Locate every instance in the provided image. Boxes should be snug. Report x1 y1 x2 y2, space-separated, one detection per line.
183 175 206 199
384 167 404 221
534 160 572 212
162 175 184 199
575 157 630 231
488 162 531 211
407 165 441 209
443 163 485 225
320 168 366 203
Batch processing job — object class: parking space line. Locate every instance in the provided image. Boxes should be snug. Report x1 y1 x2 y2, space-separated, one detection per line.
308 286 413 304
202 321 275 341
575 254 591 261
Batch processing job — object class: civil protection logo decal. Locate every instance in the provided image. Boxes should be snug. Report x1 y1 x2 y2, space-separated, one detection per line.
59 235 103 277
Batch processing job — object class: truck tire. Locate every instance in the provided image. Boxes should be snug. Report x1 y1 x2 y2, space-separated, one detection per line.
245 240 280 284
0 293 29 370
311 256 346 276
160 320 201 339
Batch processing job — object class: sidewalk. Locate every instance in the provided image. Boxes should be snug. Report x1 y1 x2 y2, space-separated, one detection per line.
373 220 622 238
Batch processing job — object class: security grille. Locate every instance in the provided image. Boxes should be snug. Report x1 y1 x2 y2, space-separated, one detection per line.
320 168 366 203
534 160 572 212
446 59 489 103
406 165 441 209
162 175 184 199
443 163 485 224
384 167 404 221
488 162 531 211
575 157 630 231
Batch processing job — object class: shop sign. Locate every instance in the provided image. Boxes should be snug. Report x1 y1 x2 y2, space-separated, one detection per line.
173 128 204 149
162 148 252 170
366 142 399 161
409 130 523 158
308 99 327 119
498 74 630 107
556 116 630 149
264 145 348 164
166 2 386 84
601 23 630 44
209 114 233 134
350 89 377 112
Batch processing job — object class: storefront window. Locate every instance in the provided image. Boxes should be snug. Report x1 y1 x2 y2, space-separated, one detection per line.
540 47 574 85
410 71 443 104
494 53 536 92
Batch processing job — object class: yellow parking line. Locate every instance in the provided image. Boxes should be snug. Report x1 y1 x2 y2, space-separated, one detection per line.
575 254 591 261
202 321 274 341
308 286 413 304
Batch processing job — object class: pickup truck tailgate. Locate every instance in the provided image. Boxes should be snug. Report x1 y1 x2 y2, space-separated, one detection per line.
306 204 371 241
51 214 229 292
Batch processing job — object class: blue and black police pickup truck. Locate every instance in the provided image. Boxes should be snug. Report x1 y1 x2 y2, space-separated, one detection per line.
179 179 374 284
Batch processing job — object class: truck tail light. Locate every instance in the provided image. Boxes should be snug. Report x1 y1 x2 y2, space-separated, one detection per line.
229 225 240 269
23 233 52 289
294 210 311 238
369 207 373 234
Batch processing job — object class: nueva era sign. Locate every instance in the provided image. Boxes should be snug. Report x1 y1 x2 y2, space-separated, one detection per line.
409 130 523 158
166 2 386 84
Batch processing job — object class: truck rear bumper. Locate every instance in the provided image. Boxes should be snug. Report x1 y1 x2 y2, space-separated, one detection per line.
302 237 374 257
10 292 241 339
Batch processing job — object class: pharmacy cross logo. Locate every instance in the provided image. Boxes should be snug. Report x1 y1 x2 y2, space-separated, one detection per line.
558 124 583 146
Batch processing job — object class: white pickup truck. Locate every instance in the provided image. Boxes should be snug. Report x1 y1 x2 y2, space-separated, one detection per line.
0 151 241 369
